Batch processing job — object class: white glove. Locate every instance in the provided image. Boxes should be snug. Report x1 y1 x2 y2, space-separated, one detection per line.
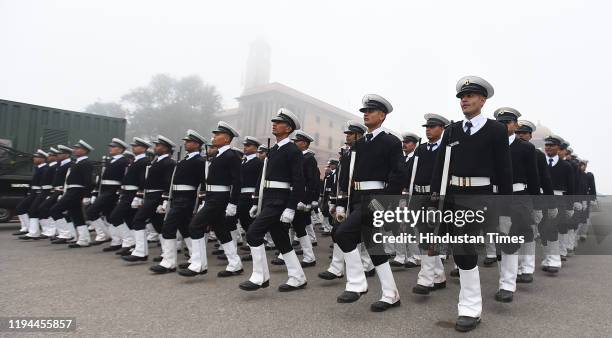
582 201 588 209
57 194 63 201
398 199 407 209
82 197 91 206
335 206 346 222
573 202 583 211
547 208 558 218
90 196 97 205
329 203 336 214
368 198 385 212
311 201 318 208
565 209 574 218
156 200 168 214
280 208 295 223
198 201 205 211
297 202 307 211
249 205 258 218
499 216 512 234
225 203 237 217
304 203 312 212
532 210 543 225
590 200 597 208
131 197 143 209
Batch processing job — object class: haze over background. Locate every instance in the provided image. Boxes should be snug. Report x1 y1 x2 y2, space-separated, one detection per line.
1 0 609 191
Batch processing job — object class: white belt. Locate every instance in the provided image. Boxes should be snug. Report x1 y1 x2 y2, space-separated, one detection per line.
325 188 332 191
42 185 53 190
101 180 121 186
173 184 196 191
145 189 163 193
31 185 41 190
241 187 256 193
513 183 527 192
206 185 231 192
553 190 565 196
264 180 291 189
121 185 139 191
450 176 491 187
353 181 386 190
414 185 430 193
67 184 85 189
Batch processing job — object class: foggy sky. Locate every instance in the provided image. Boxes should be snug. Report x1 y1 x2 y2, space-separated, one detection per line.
1 0 609 191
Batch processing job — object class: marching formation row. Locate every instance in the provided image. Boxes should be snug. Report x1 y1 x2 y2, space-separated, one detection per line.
11 75 597 332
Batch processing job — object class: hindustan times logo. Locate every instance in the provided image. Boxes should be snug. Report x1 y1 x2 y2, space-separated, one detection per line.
372 207 486 228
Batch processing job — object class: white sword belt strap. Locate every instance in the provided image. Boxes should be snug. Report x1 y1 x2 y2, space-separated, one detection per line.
101 180 122 186
553 190 566 196
121 185 139 191
30 185 42 190
206 185 231 192
172 184 197 191
450 176 491 187
512 183 527 192
66 184 85 189
41 185 53 190
263 180 291 189
352 181 386 191
240 187 256 193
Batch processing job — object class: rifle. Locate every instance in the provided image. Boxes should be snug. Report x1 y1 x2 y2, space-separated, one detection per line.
406 138 422 206
163 147 181 221
345 149 356 217
193 143 208 214
429 120 454 256
255 138 271 216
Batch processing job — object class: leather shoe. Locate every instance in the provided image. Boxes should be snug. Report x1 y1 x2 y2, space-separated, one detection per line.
12 230 28 236
178 262 190 269
389 260 404 267
433 281 446 290
412 284 432 295
19 235 40 240
278 282 307 292
300 260 316 268
90 238 111 246
218 269 243 277
516 273 533 283
371 300 400 312
241 254 252 261
455 316 481 332
102 245 122 252
495 289 514 302
150 265 176 274
122 255 147 262
68 243 90 248
318 271 343 280
153 256 162 262
365 269 376 277
115 246 134 256
404 261 420 268
177 268 207 277
483 257 497 266
271 257 285 265
51 238 72 244
337 290 367 303
239 280 269 291
450 268 460 277
542 266 559 274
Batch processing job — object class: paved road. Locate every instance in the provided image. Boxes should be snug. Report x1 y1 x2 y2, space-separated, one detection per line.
1 220 611 337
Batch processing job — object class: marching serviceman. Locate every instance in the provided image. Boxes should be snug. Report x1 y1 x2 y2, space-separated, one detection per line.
122 135 176 262
577 160 596 241
515 120 554 283
150 130 207 274
239 108 307 292
48 146 75 244
237 136 264 261
557 142 580 259
107 138 152 254
49 140 95 248
390 132 421 268
319 160 337 235
412 114 449 296
86 138 129 246
37 148 59 238
333 95 406 312
178 122 243 277
541 135 575 273
492 107 540 302
18 149 50 239
430 76 512 331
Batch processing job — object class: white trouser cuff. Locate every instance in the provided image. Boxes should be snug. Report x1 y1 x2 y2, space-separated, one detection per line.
283 250 307 287
327 243 345 276
344 248 368 293
458 266 482 318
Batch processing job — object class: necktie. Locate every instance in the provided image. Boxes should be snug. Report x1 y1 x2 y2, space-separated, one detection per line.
365 133 373 142
465 121 473 135
549 158 554 167
427 143 435 151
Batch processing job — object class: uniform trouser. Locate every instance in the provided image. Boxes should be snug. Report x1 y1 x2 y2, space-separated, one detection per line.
132 192 164 232
161 192 196 239
86 188 120 221
334 197 388 267
50 188 86 226
16 193 37 215
109 191 138 228
292 209 309 238
246 197 293 254
38 191 61 219
27 191 50 218
237 194 254 233
189 194 231 243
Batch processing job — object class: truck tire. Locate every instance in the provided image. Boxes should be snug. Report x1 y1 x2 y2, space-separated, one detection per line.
0 208 14 223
